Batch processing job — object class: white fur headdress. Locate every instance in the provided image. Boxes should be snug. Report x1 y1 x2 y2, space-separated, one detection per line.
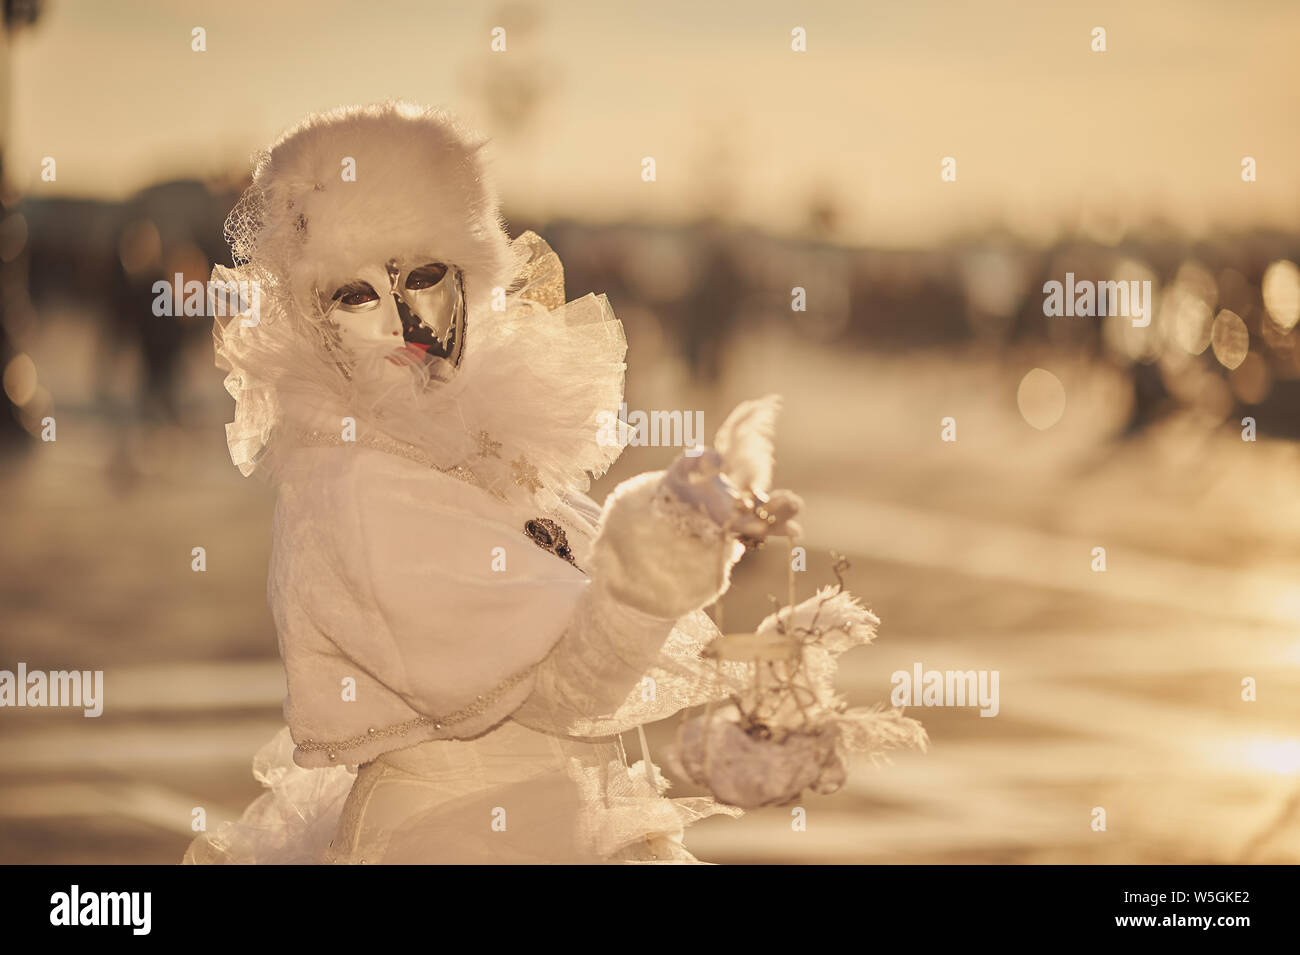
211 102 628 514
227 101 519 314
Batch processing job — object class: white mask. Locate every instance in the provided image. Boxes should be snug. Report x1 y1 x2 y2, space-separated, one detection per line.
318 259 466 373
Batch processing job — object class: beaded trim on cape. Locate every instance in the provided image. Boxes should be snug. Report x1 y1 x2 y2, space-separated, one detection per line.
296 663 541 762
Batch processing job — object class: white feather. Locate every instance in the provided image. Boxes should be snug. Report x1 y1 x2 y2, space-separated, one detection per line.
713 393 781 494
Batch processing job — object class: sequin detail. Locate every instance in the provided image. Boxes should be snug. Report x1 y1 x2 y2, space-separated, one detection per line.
510 231 566 310
476 430 502 458
511 455 543 493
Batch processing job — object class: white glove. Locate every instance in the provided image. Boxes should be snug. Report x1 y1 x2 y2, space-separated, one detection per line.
660 447 802 545
588 395 801 620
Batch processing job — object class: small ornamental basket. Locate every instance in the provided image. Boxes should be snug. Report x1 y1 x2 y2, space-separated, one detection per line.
663 555 927 809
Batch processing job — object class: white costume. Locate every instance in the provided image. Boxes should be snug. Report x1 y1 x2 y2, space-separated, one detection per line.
183 102 803 864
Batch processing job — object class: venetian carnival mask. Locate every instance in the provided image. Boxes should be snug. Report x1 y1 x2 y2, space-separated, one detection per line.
317 258 466 374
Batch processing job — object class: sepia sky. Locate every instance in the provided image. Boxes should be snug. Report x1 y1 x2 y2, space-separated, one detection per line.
6 0 1299 247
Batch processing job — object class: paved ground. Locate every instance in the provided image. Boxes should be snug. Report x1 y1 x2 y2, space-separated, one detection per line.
2 313 1298 864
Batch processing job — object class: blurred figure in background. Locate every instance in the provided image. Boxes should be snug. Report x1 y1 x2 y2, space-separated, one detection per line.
679 218 744 382
106 179 228 425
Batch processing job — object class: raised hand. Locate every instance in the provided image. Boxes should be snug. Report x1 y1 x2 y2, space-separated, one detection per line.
659 397 803 546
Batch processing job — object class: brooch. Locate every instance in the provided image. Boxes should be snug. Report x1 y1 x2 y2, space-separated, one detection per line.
524 517 578 569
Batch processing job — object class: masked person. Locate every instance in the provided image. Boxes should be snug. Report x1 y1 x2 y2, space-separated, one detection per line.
183 102 802 864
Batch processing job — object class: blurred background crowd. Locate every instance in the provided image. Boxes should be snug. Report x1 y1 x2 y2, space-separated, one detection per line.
2 0 1298 864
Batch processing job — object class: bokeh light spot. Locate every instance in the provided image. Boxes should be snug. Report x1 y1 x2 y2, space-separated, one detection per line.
3 353 38 407
1210 309 1249 369
1242 738 1300 775
1262 259 1300 331
1017 367 1066 430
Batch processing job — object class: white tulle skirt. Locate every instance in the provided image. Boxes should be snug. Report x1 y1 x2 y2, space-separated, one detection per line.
184 720 740 865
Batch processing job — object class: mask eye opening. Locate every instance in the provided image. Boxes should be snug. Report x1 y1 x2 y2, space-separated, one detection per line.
330 281 381 310
404 262 448 291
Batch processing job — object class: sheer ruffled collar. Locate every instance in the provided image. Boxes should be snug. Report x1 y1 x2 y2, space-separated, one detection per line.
212 232 628 510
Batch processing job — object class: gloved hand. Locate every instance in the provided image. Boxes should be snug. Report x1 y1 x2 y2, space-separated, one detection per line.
588 395 800 620
660 447 802 546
